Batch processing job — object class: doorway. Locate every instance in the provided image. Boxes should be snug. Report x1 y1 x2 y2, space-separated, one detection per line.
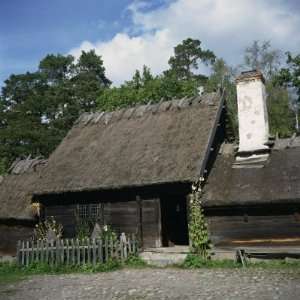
160 196 189 246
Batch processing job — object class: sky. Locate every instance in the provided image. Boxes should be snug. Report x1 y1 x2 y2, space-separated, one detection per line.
1 0 300 87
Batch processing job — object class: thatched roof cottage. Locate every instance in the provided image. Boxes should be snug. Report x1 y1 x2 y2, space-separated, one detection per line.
0 158 46 255
1 69 300 253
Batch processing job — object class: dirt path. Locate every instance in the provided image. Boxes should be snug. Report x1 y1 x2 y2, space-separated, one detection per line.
1 268 300 300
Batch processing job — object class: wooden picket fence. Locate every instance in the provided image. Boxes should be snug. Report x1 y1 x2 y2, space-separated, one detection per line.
16 233 138 266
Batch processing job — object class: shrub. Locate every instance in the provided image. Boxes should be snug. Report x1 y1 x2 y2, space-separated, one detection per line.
34 216 63 240
188 186 211 259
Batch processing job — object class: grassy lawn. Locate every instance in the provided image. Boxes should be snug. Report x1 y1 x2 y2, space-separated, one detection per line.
1 255 300 286
0 255 146 285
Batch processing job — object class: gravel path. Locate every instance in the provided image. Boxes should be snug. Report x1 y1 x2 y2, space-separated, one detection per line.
1 268 300 300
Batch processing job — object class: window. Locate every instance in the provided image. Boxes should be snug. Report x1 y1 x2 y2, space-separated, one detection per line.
77 204 103 221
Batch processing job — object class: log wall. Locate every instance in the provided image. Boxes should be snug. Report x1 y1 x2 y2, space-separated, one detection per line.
44 198 161 248
0 224 34 256
206 205 300 247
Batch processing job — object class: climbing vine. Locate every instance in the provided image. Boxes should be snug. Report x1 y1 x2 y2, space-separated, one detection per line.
188 180 211 259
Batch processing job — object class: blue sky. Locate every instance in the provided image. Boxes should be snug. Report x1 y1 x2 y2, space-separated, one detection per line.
1 0 300 87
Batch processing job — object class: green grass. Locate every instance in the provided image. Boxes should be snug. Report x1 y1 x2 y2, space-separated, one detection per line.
1 254 300 286
0 256 146 285
179 254 300 270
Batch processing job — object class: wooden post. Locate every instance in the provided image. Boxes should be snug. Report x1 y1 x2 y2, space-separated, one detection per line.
92 239 96 266
186 195 192 248
16 241 21 265
104 237 108 262
26 241 29 266
71 239 75 265
110 237 113 258
98 239 103 263
87 238 91 265
136 195 143 249
46 241 49 264
66 239 69 265
61 239 64 264
40 240 44 263
76 239 80 265
50 240 54 266
21 241 25 266
81 239 85 264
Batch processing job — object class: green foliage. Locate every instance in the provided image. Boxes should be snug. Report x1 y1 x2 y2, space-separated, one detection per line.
124 255 147 268
188 188 211 259
266 83 294 137
205 58 238 141
168 38 215 80
0 255 146 284
181 254 240 269
100 225 117 241
75 219 92 240
34 216 63 240
243 40 282 79
0 50 110 172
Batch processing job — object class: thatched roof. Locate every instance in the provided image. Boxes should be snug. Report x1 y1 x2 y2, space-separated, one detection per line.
34 92 224 195
0 158 47 220
202 137 300 207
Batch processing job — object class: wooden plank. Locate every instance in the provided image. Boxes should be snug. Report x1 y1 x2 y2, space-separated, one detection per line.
61 239 64 264
26 241 30 266
137 196 143 248
21 241 25 265
92 239 96 266
76 239 80 265
66 239 69 265
16 241 21 265
105 237 108 262
87 238 90 265
71 239 75 265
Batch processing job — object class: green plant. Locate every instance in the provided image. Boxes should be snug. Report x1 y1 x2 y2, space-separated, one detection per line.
181 254 240 269
188 182 211 259
101 225 117 241
75 219 92 240
34 216 63 240
125 255 147 268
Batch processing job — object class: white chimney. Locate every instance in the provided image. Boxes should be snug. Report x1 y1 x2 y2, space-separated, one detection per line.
236 70 269 156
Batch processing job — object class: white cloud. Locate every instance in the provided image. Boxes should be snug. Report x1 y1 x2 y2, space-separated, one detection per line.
70 0 300 85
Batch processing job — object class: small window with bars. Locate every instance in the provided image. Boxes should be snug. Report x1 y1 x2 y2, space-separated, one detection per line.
77 204 103 221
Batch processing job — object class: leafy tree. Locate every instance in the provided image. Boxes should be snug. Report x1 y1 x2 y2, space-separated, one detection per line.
97 38 214 112
243 40 282 79
0 51 110 173
266 83 294 137
168 38 215 80
275 52 300 133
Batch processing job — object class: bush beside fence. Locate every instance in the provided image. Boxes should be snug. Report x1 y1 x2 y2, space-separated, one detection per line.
17 234 138 266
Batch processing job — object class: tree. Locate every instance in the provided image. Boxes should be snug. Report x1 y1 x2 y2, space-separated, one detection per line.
205 59 238 140
275 52 300 133
243 40 282 79
0 51 111 173
168 38 215 80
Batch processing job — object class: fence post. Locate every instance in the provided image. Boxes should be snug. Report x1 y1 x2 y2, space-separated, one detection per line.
87 238 91 265
40 240 45 263
26 241 30 266
66 239 70 265
16 240 21 265
61 239 64 264
76 239 80 265
92 239 96 266
46 240 49 264
71 239 75 265
98 239 103 263
104 237 108 262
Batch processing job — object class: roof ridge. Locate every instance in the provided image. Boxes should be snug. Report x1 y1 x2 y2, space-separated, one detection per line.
75 92 218 127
